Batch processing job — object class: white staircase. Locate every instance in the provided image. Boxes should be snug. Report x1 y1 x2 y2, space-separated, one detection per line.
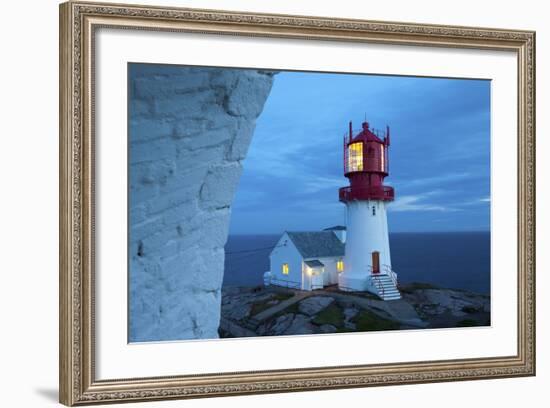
371 274 401 301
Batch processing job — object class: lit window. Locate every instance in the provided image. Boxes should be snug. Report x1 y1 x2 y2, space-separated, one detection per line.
282 263 289 275
380 144 385 172
337 259 344 272
347 142 363 172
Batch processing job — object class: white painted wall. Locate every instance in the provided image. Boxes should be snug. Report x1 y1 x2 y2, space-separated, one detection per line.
269 233 304 289
269 236 343 290
340 200 391 291
270 242 342 290
308 268 324 290
315 256 342 286
332 230 346 243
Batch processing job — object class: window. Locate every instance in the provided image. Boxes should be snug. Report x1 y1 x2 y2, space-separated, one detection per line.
380 143 385 172
282 263 289 275
337 259 344 272
372 206 376 216
347 142 363 172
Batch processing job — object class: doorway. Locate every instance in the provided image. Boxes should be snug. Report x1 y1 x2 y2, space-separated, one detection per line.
372 251 380 274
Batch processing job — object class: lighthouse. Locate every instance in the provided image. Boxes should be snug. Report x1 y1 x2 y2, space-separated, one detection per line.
338 120 401 300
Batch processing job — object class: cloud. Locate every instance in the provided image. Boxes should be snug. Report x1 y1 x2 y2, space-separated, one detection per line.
395 172 473 188
451 196 492 208
389 193 460 213
229 72 489 233
302 176 343 194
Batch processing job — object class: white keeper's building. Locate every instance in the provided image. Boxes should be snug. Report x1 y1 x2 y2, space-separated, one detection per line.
263 227 346 292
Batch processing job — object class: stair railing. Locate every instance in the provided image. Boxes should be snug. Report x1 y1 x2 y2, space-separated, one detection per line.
369 266 385 299
382 264 398 288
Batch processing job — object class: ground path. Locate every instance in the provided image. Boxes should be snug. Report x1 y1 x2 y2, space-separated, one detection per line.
252 290 313 322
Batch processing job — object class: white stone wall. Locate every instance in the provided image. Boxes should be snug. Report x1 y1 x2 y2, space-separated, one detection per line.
129 65 274 342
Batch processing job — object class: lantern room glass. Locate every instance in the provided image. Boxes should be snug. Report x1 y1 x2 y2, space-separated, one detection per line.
347 142 363 172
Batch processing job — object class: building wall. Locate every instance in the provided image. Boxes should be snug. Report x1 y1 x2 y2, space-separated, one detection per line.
341 200 392 290
269 233 305 289
128 64 274 341
331 229 346 243
315 256 343 286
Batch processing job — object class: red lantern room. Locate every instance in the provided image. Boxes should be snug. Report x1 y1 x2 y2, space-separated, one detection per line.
339 121 395 202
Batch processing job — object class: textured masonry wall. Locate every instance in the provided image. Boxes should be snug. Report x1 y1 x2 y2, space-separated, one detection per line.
128 64 274 342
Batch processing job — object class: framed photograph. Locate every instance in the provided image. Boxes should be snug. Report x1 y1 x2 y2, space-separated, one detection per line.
59 1 536 405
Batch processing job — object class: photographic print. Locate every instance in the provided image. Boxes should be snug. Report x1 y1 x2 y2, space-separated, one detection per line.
60 4 535 403
128 64 491 342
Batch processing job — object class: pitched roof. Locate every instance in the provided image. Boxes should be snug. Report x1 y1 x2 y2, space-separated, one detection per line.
286 231 345 259
304 260 325 268
323 225 346 231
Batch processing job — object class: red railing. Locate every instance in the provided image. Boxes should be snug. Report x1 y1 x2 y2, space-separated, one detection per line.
339 185 394 202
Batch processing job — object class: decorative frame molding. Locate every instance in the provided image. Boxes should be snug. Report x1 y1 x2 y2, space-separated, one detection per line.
59 1 536 405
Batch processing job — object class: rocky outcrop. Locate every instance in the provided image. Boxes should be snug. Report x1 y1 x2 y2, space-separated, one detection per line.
401 287 491 327
128 65 275 342
220 285 491 338
408 288 490 317
298 296 334 316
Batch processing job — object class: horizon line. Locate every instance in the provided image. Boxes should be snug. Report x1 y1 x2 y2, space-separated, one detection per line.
228 230 491 236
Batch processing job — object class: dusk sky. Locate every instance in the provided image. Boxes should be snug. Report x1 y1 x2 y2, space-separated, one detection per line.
228 71 491 235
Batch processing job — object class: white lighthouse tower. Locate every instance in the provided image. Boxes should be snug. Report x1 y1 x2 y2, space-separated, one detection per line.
337 120 401 300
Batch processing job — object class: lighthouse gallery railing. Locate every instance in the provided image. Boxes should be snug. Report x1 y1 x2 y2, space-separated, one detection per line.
339 185 394 202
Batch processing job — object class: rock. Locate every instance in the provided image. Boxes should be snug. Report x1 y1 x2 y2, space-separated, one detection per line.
270 314 295 335
343 307 359 330
419 303 446 316
224 303 252 321
128 65 274 342
343 307 359 320
298 296 335 316
222 286 245 297
256 323 269 336
283 314 316 335
404 288 490 323
421 289 489 317
220 288 274 321
319 324 338 333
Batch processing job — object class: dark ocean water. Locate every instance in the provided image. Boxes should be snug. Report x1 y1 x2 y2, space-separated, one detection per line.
223 232 490 294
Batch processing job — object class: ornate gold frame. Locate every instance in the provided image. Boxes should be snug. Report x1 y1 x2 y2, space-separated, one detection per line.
59 1 536 405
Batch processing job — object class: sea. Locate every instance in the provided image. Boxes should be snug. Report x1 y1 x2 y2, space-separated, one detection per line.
223 232 490 295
